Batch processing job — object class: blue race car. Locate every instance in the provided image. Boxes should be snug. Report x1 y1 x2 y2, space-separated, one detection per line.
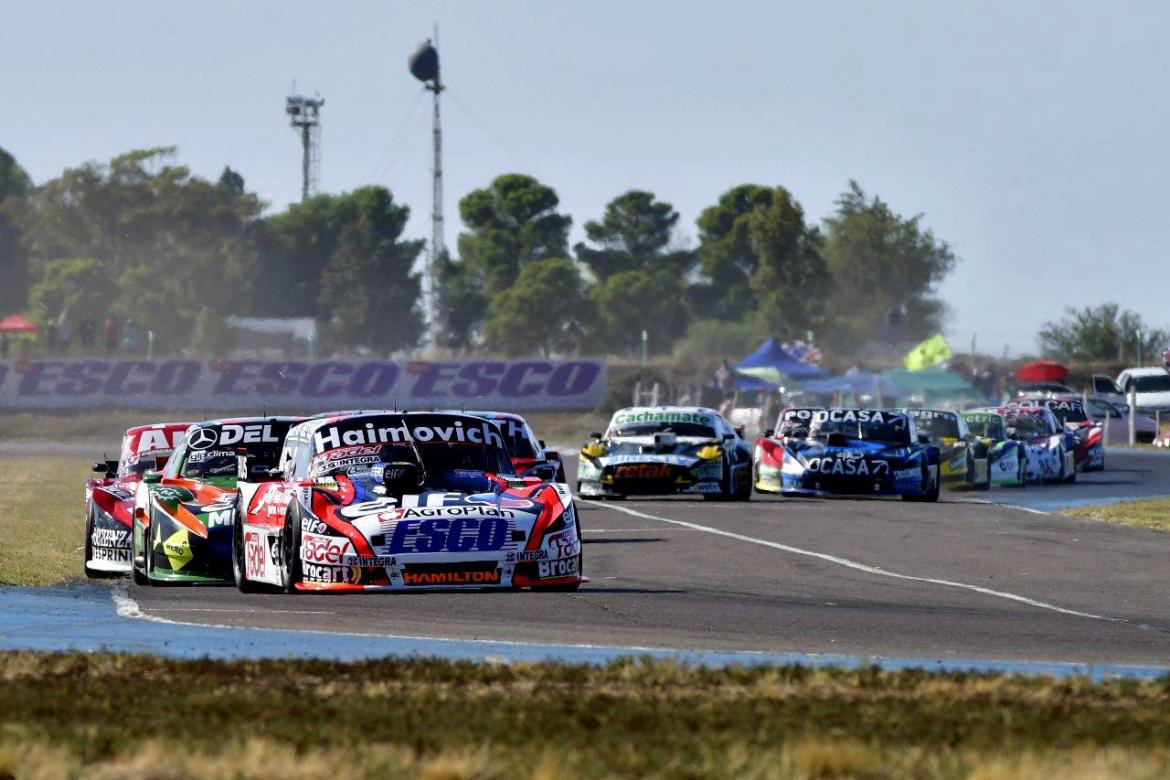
778 409 940 501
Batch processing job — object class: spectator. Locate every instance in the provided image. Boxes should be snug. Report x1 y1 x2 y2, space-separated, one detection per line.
104 317 119 355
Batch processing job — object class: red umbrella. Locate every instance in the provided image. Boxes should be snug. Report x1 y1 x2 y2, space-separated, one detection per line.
1016 360 1068 383
0 315 38 334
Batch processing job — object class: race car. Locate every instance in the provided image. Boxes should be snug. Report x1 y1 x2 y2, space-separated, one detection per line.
576 406 752 500
131 416 303 586
778 408 940 501
448 410 566 482
961 411 1027 487
982 405 1076 483
231 411 582 592
84 421 191 577
753 407 823 493
1016 396 1104 471
902 409 990 489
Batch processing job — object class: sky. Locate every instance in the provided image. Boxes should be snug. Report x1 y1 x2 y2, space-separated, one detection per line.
4 0 1168 356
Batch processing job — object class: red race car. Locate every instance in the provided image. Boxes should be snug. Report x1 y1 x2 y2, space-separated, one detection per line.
84 422 191 577
458 410 567 482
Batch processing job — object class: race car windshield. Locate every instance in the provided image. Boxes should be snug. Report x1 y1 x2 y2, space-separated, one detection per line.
965 416 1004 440
415 441 515 490
913 415 961 441
180 443 283 479
497 421 538 459
810 417 910 445
119 454 170 478
613 422 716 438
1004 415 1050 437
1047 404 1090 424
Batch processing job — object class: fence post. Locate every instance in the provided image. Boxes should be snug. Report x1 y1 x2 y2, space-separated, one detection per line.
1128 388 1137 446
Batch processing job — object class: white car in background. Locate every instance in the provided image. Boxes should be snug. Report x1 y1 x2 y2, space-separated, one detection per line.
1093 368 1170 414
1084 397 1159 444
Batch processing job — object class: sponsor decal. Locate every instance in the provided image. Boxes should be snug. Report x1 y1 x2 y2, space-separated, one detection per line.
893 467 919 481
188 424 280 451
313 420 504 453
507 549 549 563
906 409 956 421
203 508 234 528
601 454 694 466
92 547 132 563
805 456 890 477
244 531 267 579
538 558 578 578
153 486 191 502
386 505 519 521
403 568 502 586
341 554 397 567
813 409 902 424
614 463 671 479
388 516 509 554
546 531 579 558
612 409 712 427
300 515 329 535
161 530 193 570
303 563 362 584
91 527 130 548
302 533 350 565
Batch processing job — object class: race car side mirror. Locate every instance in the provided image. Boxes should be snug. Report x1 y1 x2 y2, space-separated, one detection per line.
91 460 110 474
917 434 930 444
590 432 602 440
544 450 560 461
763 429 774 438
143 469 162 484
734 427 745 438
539 439 547 448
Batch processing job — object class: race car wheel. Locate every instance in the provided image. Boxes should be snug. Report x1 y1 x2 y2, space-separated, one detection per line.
131 518 149 587
279 505 303 594
83 507 103 579
903 465 940 502
232 510 263 593
976 457 991 491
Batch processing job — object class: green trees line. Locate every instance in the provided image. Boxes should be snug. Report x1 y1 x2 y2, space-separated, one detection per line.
0 146 957 358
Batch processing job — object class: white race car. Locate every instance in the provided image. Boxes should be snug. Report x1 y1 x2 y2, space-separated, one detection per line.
992 405 1077 483
577 406 752 500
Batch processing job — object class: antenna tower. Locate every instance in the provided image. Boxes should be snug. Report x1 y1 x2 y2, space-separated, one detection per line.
409 28 445 343
286 91 324 202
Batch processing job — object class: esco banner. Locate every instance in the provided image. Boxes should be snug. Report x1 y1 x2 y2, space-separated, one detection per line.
0 358 606 410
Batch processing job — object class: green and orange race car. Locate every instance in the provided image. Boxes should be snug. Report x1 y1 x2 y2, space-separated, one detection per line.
131 417 303 586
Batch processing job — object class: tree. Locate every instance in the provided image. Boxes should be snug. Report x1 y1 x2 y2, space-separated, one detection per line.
1037 303 1168 364
483 258 589 356
456 174 571 297
315 187 425 355
749 188 830 341
575 190 691 282
12 148 263 352
0 146 32 315
590 269 690 356
27 258 115 327
693 184 776 319
433 248 484 352
820 181 957 355
674 318 763 363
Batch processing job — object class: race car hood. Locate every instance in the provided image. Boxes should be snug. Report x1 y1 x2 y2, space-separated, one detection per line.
147 478 239 540
315 486 548 562
592 435 718 468
786 438 912 473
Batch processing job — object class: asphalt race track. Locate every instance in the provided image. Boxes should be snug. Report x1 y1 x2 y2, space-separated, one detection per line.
119 449 1170 667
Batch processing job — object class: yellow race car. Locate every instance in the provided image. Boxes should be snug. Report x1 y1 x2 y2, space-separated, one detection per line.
903 409 990 490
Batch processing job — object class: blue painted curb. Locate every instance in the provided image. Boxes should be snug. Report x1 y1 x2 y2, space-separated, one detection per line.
2 584 1167 681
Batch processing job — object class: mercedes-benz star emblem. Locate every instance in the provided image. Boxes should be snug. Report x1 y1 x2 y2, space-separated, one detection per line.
187 427 219 450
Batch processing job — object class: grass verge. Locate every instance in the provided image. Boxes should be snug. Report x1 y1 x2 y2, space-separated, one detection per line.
1060 496 1170 533
1 652 1170 779
0 456 90 586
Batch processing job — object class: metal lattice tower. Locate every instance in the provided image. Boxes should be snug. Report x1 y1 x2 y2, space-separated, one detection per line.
410 29 445 343
286 93 324 202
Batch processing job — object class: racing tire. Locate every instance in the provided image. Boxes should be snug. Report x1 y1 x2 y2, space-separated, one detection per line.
976 457 991 491
279 505 303 594
131 517 149 587
903 465 940 503
83 506 121 580
232 510 264 593
138 511 159 587
704 455 735 501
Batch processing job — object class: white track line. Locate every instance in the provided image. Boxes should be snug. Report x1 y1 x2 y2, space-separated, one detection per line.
582 499 1123 623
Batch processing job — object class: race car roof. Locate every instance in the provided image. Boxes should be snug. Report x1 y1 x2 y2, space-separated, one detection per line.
609 406 720 426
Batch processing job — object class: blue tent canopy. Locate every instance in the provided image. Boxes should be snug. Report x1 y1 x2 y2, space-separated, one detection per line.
733 339 827 388
800 372 900 397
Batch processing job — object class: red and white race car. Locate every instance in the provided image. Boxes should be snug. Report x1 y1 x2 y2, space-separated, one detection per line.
232 411 583 593
1016 396 1105 471
752 407 823 493
84 421 190 577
